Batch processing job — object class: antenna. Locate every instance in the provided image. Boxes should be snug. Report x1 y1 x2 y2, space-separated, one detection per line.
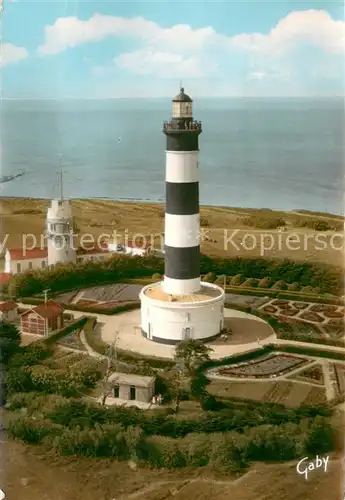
58 153 63 200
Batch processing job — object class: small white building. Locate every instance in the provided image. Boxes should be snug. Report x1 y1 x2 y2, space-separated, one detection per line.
0 300 19 322
109 372 155 404
5 245 114 276
5 248 48 274
107 240 153 257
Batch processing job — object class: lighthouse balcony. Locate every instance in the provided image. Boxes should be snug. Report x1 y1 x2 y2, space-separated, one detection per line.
163 120 202 133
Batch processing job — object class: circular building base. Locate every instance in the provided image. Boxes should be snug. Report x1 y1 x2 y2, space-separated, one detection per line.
139 281 225 345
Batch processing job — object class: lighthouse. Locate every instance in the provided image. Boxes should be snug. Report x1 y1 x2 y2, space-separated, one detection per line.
47 171 76 267
139 87 225 344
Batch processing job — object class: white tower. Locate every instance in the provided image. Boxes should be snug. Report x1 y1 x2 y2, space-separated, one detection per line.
139 88 225 344
47 171 76 267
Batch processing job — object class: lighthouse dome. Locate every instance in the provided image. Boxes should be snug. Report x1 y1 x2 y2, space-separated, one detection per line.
172 88 192 102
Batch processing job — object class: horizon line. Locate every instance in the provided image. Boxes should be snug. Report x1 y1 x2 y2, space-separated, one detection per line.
2 96 344 101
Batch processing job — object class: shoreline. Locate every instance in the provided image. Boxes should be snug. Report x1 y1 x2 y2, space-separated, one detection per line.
0 196 343 219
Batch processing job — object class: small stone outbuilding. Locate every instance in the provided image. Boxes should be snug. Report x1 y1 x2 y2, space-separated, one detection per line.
109 372 155 403
0 300 19 323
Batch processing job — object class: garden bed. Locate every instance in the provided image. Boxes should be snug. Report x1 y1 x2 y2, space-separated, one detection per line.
299 311 325 323
216 354 308 378
292 364 325 385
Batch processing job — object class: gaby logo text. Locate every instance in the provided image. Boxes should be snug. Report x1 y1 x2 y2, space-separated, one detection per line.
296 455 329 480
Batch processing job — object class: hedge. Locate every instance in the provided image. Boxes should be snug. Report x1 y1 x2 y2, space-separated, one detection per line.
42 317 88 346
20 298 141 315
7 254 343 298
277 332 345 349
224 286 344 305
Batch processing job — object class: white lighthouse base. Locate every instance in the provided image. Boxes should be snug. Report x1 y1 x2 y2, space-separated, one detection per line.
139 281 225 344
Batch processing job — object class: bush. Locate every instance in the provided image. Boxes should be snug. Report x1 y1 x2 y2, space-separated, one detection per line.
258 277 271 288
271 280 287 290
8 416 62 444
301 285 314 294
242 215 285 230
152 273 161 281
287 282 300 291
200 395 219 411
0 322 21 364
241 278 259 288
202 272 216 283
214 274 227 285
230 274 245 286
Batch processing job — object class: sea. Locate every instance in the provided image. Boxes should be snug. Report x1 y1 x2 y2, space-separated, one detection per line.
1 97 344 215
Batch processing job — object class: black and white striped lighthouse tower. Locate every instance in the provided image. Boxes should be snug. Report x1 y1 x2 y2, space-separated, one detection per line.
162 87 202 296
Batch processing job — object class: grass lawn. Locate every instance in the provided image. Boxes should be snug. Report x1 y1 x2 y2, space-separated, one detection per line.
1 198 343 265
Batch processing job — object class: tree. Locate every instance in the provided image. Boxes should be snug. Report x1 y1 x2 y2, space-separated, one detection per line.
0 322 21 364
169 368 189 416
174 340 213 377
100 333 119 406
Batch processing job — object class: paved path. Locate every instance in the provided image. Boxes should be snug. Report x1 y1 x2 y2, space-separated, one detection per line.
17 302 345 361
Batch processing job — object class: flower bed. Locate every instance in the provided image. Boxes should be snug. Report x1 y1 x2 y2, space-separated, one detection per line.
271 299 290 306
294 364 324 385
278 308 299 317
90 299 137 310
76 299 99 307
309 304 337 313
322 325 344 338
292 302 309 310
262 305 278 314
217 354 307 378
335 364 345 395
323 310 344 319
299 311 325 323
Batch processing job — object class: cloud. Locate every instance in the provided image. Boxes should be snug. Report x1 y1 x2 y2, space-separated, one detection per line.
247 71 266 81
115 49 217 78
36 10 344 84
232 10 345 56
37 14 223 56
1 43 29 67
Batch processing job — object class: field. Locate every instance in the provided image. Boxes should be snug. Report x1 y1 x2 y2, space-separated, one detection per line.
207 379 328 406
0 197 344 265
2 438 343 500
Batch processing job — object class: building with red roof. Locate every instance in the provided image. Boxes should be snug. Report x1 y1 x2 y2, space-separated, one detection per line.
20 299 64 335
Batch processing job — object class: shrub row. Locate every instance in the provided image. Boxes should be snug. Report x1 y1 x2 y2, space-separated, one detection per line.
277 332 345 349
7 253 343 298
20 297 141 315
7 398 335 469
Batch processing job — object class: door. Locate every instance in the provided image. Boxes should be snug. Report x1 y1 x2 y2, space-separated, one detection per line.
183 327 191 340
114 385 120 398
130 386 136 400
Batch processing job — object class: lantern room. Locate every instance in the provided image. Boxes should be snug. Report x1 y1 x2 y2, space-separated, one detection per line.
172 87 193 119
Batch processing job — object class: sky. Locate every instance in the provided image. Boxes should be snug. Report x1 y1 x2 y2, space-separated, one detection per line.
1 0 344 98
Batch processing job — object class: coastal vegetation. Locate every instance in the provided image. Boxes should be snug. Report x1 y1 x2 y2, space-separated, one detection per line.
4 252 343 299
4 332 337 473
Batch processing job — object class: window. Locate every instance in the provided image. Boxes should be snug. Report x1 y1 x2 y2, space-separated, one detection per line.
130 386 136 400
28 261 33 270
41 261 46 269
186 313 190 321
16 263 21 273
114 385 120 398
